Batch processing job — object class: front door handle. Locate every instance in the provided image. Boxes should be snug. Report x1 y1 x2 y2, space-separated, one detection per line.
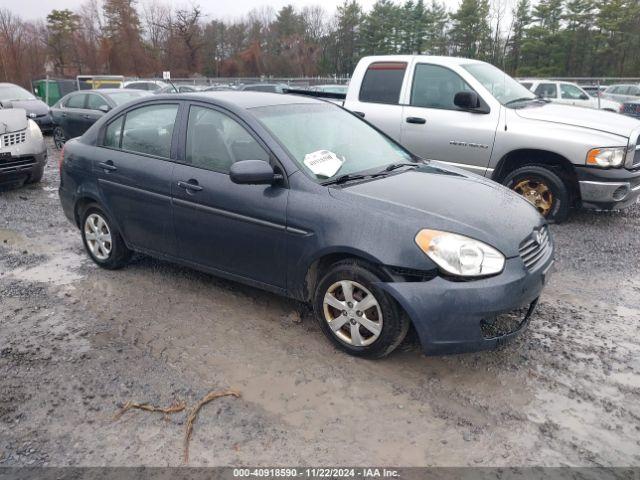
406 117 426 124
177 180 203 192
353 111 365 118
98 160 117 172
82 114 92 119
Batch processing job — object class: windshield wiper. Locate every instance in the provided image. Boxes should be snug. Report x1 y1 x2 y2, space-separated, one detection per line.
382 162 421 172
322 173 368 185
504 97 537 106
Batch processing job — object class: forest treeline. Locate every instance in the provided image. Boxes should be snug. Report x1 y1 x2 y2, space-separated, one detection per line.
0 0 639 88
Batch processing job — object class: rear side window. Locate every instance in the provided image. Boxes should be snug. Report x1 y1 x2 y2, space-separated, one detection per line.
65 94 86 108
103 116 124 148
87 94 109 110
359 62 407 104
534 83 557 99
119 104 178 158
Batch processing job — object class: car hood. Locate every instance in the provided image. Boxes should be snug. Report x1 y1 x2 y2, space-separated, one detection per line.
514 102 640 137
6 99 50 117
0 108 28 133
328 164 543 258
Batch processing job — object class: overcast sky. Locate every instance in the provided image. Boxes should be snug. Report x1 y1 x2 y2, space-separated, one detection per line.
0 0 400 21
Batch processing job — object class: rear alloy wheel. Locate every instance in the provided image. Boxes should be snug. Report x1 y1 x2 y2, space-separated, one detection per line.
53 126 66 149
502 165 570 223
81 204 131 269
314 260 410 358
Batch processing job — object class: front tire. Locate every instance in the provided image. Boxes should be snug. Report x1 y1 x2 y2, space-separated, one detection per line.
502 165 570 223
313 260 410 358
80 204 131 269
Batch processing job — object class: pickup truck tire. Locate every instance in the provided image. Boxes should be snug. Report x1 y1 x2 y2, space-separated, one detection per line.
313 259 410 358
502 165 570 223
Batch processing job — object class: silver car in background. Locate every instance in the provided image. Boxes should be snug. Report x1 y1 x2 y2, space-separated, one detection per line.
0 108 47 188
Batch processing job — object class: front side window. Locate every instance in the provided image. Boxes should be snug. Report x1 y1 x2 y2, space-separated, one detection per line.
359 62 407 105
65 94 87 109
534 83 558 99
411 64 474 110
186 106 269 173
560 84 586 100
252 103 413 182
120 104 178 158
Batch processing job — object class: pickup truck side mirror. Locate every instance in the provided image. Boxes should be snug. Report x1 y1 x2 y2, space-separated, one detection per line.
230 160 281 185
454 91 486 112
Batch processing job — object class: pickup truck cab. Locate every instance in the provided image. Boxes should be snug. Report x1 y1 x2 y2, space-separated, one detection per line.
339 56 640 222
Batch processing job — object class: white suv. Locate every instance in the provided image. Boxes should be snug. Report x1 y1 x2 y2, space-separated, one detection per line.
520 79 620 112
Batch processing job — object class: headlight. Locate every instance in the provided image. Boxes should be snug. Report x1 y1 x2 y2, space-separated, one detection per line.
415 229 505 277
586 147 625 167
28 119 43 141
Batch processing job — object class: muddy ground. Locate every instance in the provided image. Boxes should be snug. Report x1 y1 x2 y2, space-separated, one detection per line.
0 138 639 467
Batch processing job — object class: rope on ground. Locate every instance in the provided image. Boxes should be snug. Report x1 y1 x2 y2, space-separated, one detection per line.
183 389 241 463
113 400 186 420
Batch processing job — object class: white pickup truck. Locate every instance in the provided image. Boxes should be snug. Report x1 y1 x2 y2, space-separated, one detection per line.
294 56 640 222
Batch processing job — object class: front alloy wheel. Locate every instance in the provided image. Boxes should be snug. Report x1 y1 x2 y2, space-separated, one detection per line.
313 259 410 358
323 280 383 347
512 179 554 217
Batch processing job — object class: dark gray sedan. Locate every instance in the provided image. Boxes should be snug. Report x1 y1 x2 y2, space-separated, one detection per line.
51 89 150 148
58 92 553 358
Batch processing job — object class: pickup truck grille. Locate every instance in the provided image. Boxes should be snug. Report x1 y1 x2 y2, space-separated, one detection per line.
519 225 551 271
1 130 27 148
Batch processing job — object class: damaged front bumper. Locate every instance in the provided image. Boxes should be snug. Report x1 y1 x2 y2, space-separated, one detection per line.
378 254 554 356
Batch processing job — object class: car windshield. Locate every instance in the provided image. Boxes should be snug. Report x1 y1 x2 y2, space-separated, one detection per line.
252 103 414 182
106 91 150 106
463 63 536 106
0 85 36 101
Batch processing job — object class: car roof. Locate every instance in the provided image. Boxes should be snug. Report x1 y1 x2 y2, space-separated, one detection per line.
171 91 324 109
360 55 485 67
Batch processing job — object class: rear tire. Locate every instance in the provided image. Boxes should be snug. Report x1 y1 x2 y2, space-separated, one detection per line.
313 259 409 358
502 165 570 223
80 204 131 269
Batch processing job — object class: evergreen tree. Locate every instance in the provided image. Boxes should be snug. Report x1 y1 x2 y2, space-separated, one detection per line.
450 0 491 59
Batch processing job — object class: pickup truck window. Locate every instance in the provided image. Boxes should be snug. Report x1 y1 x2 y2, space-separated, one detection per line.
410 64 473 110
535 83 558 99
359 62 407 105
560 83 586 100
462 63 535 106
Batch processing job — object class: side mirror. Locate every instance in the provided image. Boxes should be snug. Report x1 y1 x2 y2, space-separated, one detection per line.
99 105 111 113
454 91 482 111
230 160 280 185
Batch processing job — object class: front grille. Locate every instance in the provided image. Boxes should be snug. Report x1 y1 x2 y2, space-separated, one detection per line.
1 130 27 148
0 156 36 172
519 225 551 271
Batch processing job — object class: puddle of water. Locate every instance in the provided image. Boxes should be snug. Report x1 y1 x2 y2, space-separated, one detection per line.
10 250 84 286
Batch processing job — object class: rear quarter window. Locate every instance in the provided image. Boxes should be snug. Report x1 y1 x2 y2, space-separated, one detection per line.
359 62 407 105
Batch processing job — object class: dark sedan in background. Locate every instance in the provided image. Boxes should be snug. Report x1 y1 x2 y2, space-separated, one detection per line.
0 82 54 133
58 91 553 358
51 89 150 148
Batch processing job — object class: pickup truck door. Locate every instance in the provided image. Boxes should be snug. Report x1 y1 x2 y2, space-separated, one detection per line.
400 62 499 175
342 61 408 142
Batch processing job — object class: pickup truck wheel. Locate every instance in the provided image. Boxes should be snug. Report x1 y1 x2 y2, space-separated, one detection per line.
503 165 570 222
313 260 410 358
81 204 132 269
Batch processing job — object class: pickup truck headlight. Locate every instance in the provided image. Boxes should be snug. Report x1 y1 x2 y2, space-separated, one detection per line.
586 147 625 167
415 229 505 277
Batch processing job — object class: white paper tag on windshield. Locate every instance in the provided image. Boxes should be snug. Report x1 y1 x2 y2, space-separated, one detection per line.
303 150 344 178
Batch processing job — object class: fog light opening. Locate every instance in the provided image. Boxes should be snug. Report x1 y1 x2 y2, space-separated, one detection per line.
612 185 629 201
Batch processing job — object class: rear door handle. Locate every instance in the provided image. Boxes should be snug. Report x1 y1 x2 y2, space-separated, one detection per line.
406 117 426 124
353 111 365 118
98 160 117 172
177 180 203 192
